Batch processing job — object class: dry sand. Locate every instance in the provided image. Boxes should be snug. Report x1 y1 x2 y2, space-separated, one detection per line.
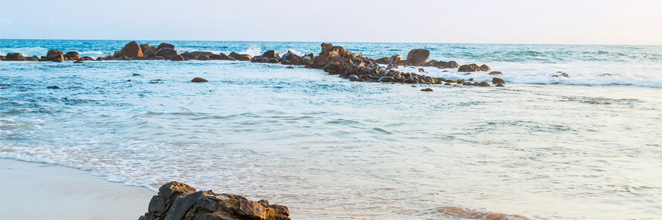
0 159 154 220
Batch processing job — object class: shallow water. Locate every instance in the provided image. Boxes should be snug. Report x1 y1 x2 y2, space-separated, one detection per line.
1 40 662 219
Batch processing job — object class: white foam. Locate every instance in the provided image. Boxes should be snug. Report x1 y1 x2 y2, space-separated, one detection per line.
240 45 262 56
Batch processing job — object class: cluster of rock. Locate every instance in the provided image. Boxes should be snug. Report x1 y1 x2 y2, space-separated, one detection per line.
1 41 511 87
139 182 290 220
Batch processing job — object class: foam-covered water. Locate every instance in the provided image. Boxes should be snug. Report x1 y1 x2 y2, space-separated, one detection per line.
1 40 661 219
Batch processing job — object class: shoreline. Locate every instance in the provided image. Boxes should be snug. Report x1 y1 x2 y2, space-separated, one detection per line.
0 158 154 220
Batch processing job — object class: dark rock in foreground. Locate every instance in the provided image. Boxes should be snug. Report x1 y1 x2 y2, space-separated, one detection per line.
139 182 290 220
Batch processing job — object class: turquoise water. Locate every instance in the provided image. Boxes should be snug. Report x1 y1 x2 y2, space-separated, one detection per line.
1 40 661 219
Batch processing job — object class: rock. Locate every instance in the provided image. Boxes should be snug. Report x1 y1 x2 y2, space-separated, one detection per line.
6 53 25 61
159 181 196 201
600 73 612 77
492 77 505 84
140 44 155 53
154 56 165 60
349 75 359 81
25 56 39 61
320 43 351 58
262 50 280 59
496 83 505 87
446 61 460 68
444 83 452 85
47 50 64 57
156 43 175 51
313 51 339 64
477 82 491 87
191 77 208 82
157 48 179 57
235 54 252 61
74 60 83 63
458 64 478 72
139 182 290 220
387 55 403 65
196 55 210 61
418 68 425 72
267 58 279 63
96 57 103 61
375 57 389 64
219 53 235 60
286 66 294 69
561 73 570 78
479 64 490 72
209 54 221 60
406 49 430 66
489 71 503 75
421 88 433 92
0 56 5 61
169 55 185 61
118 41 143 57
180 53 197 59
47 86 60 89
143 48 157 57
81 56 94 61
64 51 80 60
118 55 131 61
48 54 64 62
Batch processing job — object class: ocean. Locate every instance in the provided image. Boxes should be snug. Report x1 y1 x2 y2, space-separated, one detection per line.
1 39 661 219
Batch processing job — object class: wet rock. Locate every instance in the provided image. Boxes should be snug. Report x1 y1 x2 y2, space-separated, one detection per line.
262 50 280 59
313 51 339 64
219 53 235 61
118 55 131 61
489 71 503 75
197 55 210 61
406 49 430 66
169 55 185 61
418 68 426 72
47 86 60 89
191 77 208 82
477 82 491 87
492 77 505 84
156 43 175 51
600 73 612 77
561 73 570 78
421 88 433 92
286 66 294 69
81 56 94 61
25 56 39 61
267 58 279 63
320 43 351 58
446 61 460 68
6 53 25 61
209 54 221 60
143 48 157 57
479 64 490 72
140 44 155 53
444 82 452 85
387 55 402 65
154 56 165 60
0 56 5 61
139 182 290 220
157 48 179 57
496 83 505 87
180 53 197 59
458 64 478 72
47 50 64 57
73 59 83 63
96 57 103 61
64 51 80 60
349 75 359 81
118 41 143 57
375 57 389 64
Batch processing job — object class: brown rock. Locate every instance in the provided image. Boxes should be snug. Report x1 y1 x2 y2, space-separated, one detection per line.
489 71 503 75
446 61 460 68
197 55 210 61
118 41 143 57
262 50 280 59
375 57 389 64
492 77 505 84
156 43 175 51
140 44 155 53
169 55 185 61
219 53 235 61
159 182 196 200
388 55 403 65
191 77 208 82
406 49 430 66
6 53 25 61
479 64 490 72
234 54 252 61
64 51 80 60
47 50 64 57
143 48 157 57
496 83 505 87
458 64 478 72
157 48 179 57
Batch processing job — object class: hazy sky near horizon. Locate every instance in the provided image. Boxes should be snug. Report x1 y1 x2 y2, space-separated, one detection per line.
1 0 662 45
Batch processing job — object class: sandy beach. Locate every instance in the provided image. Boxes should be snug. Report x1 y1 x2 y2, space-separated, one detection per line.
0 159 154 220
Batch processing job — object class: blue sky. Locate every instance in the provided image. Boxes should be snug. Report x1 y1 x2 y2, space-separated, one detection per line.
1 0 661 45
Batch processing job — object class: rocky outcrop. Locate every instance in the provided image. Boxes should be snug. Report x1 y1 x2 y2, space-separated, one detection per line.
157 43 175 51
47 50 64 57
64 51 80 60
139 182 290 220
446 61 460 68
458 64 480 72
219 53 235 61
406 49 430 66
118 41 143 57
5 53 25 61
157 48 179 58
262 50 280 59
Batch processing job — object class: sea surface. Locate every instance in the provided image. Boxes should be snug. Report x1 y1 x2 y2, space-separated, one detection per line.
1 39 661 219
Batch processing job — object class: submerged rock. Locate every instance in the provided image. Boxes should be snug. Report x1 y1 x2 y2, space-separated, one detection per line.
139 182 290 220
191 77 208 83
489 71 503 75
421 88 433 92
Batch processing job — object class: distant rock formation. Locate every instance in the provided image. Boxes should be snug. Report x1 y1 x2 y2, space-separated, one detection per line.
139 182 290 220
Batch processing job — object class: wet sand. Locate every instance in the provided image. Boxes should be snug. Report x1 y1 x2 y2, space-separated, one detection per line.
0 159 154 220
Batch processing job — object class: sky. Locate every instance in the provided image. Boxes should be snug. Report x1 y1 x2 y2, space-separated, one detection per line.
1 0 662 45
